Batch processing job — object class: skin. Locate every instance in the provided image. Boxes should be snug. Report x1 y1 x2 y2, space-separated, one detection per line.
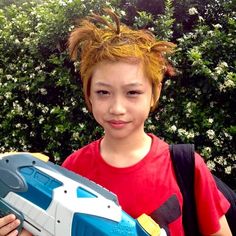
89 60 161 168
0 214 32 236
208 216 232 236
0 60 231 236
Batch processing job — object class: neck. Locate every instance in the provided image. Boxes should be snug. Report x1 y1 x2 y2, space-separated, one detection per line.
103 131 147 150
100 131 152 167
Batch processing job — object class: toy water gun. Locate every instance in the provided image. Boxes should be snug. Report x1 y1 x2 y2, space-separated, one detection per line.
0 152 166 236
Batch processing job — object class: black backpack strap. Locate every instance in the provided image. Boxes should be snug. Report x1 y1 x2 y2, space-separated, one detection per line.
170 144 200 236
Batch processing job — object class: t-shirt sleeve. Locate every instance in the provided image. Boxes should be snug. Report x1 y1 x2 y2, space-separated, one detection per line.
194 153 230 235
61 140 99 176
62 152 75 170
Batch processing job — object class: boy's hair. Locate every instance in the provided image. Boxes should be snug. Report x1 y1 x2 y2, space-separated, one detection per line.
68 8 176 111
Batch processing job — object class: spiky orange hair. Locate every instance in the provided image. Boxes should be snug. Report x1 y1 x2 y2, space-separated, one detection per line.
68 8 176 111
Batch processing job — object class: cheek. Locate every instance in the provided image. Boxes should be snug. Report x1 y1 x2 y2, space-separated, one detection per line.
90 105 102 124
132 102 151 118
90 99 106 118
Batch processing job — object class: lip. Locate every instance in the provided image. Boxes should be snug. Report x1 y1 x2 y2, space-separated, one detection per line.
107 120 128 128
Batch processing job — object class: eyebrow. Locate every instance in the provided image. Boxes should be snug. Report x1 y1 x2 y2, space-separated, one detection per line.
94 81 144 87
94 82 112 87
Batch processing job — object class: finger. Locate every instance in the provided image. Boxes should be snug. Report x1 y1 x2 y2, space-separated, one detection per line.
2 229 19 236
0 214 16 227
0 217 20 236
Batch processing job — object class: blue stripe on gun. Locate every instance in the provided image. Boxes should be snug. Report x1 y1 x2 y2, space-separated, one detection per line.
18 167 62 210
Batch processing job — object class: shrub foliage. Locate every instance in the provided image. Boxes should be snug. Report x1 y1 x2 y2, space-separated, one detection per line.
0 0 235 188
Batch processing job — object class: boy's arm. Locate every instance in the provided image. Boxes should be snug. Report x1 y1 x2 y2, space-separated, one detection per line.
208 215 232 236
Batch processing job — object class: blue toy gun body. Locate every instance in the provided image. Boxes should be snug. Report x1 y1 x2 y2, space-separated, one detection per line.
0 153 165 236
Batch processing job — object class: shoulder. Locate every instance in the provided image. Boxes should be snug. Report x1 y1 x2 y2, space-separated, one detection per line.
193 152 216 181
146 133 173 167
148 133 169 155
62 139 100 172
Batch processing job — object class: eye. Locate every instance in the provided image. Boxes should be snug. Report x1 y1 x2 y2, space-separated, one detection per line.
127 90 143 96
96 90 110 96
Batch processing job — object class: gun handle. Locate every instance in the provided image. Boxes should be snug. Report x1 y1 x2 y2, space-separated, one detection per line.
0 198 24 234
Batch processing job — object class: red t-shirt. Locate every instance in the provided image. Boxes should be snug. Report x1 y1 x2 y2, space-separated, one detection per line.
62 134 230 235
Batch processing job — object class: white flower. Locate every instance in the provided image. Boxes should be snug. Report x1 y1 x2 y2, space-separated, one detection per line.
79 123 85 128
208 118 214 124
170 125 177 132
206 129 215 139
59 0 67 6
15 123 21 128
72 132 80 140
14 39 20 44
13 103 23 113
219 79 235 92
223 131 232 140
39 117 45 124
214 156 226 165
120 10 126 16
148 125 156 131
6 74 13 80
162 95 167 100
35 66 41 71
207 160 215 170
148 27 155 32
186 102 192 108
55 127 59 132
28 111 33 117
225 166 231 174
22 38 30 45
186 131 195 139
38 88 47 95
213 138 221 147
82 107 88 113
204 146 212 153
178 128 187 137
165 80 172 87
224 79 235 88
63 106 69 112
5 92 12 99
213 24 222 29
187 108 192 114
41 106 49 114
219 62 228 68
189 7 198 15
198 16 204 22
30 73 35 78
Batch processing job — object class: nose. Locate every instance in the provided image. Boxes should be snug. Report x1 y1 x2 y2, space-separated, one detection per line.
109 96 126 115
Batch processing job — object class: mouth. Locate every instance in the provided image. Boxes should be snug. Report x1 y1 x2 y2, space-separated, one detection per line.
107 120 129 128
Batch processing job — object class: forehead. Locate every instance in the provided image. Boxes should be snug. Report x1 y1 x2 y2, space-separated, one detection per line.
91 60 150 85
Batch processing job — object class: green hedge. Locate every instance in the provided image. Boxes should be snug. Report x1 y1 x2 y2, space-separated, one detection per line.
0 0 235 189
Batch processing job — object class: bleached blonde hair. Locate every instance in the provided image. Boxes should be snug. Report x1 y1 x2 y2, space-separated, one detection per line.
68 8 176 111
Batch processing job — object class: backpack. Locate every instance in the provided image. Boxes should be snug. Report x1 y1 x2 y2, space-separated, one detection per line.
170 144 236 236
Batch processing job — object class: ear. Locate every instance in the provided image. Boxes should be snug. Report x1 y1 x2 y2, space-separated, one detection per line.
151 83 162 107
87 96 93 112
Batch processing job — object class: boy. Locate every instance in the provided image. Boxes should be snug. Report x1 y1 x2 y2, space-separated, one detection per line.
0 9 232 236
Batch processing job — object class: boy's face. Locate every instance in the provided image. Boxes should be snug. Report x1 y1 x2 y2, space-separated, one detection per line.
89 61 161 140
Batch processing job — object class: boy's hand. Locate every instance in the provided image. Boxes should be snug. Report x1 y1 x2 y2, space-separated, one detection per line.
0 214 32 236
